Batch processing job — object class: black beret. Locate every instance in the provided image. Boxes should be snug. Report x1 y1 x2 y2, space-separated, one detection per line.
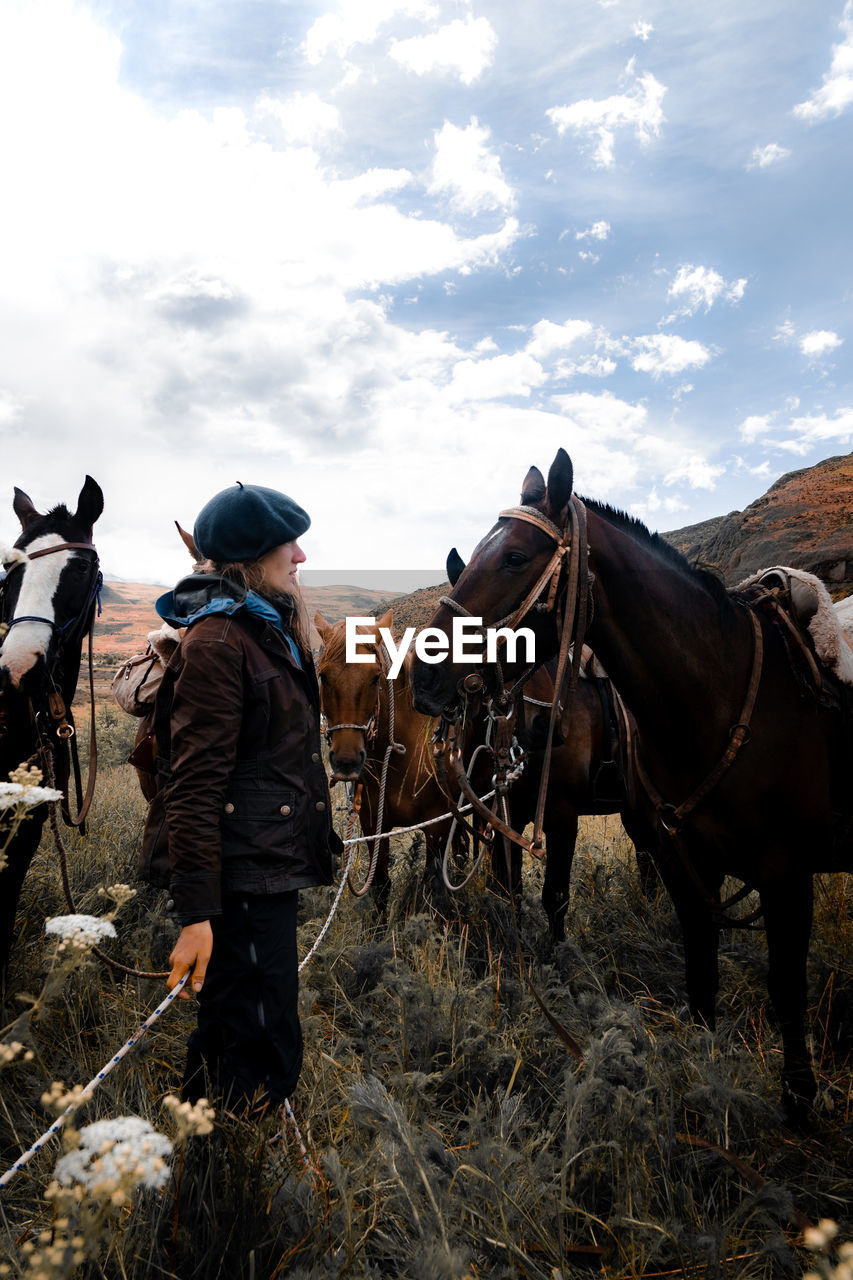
193 482 311 564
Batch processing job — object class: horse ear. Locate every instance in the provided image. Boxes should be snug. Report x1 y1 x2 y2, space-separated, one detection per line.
175 521 202 564
313 610 331 641
74 476 104 530
520 466 546 505
545 449 573 520
446 547 465 586
377 608 393 632
13 487 42 530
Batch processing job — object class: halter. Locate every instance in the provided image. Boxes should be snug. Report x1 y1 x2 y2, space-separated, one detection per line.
435 495 591 853
0 539 102 826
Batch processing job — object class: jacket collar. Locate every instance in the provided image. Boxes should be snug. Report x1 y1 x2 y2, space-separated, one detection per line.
157 574 284 634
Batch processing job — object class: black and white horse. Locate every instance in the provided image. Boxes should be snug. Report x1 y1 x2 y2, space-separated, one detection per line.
0 476 104 991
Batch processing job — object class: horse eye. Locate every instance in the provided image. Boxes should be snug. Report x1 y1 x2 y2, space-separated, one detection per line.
504 551 529 568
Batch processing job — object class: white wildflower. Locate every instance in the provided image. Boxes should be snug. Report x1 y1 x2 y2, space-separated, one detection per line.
45 915 117 945
0 781 63 810
41 1081 94 1115
0 1040 34 1066
804 1219 840 1250
54 1116 173 1195
163 1094 215 1138
98 883 136 908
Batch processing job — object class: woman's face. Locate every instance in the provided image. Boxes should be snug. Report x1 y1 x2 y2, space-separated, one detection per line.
257 540 306 594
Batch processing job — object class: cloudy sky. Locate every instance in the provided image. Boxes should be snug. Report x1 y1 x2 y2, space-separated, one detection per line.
0 0 851 586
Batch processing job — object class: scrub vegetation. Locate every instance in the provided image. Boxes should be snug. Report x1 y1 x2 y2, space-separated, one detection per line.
0 762 850 1279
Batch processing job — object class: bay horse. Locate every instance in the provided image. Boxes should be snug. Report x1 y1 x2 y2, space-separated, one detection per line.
314 609 455 913
445 548 658 937
0 476 104 991
411 448 852 1114
316 601 653 939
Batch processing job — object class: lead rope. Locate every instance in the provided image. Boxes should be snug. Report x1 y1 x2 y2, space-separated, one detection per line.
0 975 190 1190
346 653 406 897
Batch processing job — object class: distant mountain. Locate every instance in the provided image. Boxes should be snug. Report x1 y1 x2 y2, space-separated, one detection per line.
664 452 853 598
92 452 851 666
91 580 395 662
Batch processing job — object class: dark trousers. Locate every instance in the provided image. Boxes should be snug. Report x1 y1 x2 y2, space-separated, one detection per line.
182 891 302 1111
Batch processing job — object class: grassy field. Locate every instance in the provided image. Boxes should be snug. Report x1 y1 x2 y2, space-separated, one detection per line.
0 752 850 1279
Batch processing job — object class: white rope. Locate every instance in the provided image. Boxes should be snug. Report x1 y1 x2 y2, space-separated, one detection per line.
0 776 503 1191
0 973 190 1191
340 789 496 846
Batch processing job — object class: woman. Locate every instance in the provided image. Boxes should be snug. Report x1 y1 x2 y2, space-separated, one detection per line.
140 481 340 1115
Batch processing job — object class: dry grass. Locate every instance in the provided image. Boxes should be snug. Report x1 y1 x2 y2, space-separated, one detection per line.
0 769 850 1279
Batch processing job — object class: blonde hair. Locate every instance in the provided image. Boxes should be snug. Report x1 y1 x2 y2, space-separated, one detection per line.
204 558 312 656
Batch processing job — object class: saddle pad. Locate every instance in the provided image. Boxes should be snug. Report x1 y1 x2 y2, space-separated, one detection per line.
736 566 853 686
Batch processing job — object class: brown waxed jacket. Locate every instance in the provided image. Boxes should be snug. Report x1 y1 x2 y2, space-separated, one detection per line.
139 578 339 918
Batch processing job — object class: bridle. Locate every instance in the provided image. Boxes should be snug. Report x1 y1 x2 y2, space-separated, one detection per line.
1 539 102 826
434 495 592 854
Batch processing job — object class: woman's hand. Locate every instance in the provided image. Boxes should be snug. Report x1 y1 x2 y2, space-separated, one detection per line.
168 921 213 998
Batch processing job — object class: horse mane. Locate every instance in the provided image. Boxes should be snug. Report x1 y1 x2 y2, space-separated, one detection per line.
316 619 350 666
582 498 732 609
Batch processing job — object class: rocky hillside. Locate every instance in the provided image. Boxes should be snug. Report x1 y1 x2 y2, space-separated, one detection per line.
664 452 853 597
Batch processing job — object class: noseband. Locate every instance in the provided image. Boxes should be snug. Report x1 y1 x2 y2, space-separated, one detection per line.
1 539 102 826
1 542 102 639
435 495 591 852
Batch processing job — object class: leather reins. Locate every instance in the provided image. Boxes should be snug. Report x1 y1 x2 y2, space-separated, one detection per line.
1 540 102 827
434 495 591 855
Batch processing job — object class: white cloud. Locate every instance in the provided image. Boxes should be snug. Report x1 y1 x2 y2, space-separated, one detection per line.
740 414 772 442
576 220 610 241
446 352 545 402
547 65 666 168
525 318 594 359
665 265 747 318
633 21 654 41
775 408 853 453
429 118 515 215
631 335 713 378
775 322 843 359
255 92 342 146
303 0 437 63
389 15 497 85
663 455 725 489
0 388 23 426
747 142 791 170
794 1 853 121
799 329 843 356
551 390 648 440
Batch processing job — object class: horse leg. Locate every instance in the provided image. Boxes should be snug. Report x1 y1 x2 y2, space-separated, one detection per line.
0 819 44 998
489 829 520 904
760 873 817 1115
542 814 577 944
622 808 661 901
371 835 391 917
655 851 721 1029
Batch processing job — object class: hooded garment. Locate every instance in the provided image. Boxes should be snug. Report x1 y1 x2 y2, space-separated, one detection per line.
140 574 339 918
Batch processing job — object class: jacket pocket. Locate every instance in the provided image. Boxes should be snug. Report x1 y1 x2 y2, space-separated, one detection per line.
220 787 303 838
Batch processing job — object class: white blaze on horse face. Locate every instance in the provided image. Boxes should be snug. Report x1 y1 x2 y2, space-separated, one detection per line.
0 534 72 686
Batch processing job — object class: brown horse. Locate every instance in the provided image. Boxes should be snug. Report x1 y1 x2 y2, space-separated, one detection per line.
314 609 453 912
0 477 104 991
316 601 654 939
411 448 852 1114
445 548 658 937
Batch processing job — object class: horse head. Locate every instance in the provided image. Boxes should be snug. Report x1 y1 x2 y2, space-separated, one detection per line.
411 451 574 717
0 476 104 696
314 607 392 783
